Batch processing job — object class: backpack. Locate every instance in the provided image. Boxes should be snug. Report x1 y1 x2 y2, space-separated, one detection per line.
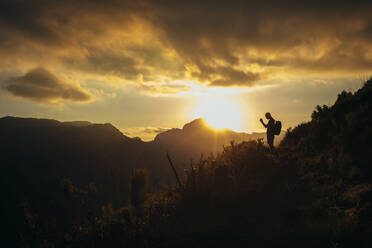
274 121 282 135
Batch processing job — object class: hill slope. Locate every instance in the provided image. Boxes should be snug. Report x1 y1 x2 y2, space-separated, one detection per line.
146 78 372 247
0 116 170 246
1 116 268 246
11 79 372 247
42 78 372 248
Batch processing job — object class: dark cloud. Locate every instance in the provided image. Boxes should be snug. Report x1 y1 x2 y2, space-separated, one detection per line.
0 0 141 47
4 68 92 103
209 67 260 87
0 0 372 89
63 50 144 80
149 0 372 83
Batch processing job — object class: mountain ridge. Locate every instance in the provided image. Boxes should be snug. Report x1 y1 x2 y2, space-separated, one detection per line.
154 117 283 161
7 79 372 247
0 115 269 143
0 116 282 164
1 115 272 241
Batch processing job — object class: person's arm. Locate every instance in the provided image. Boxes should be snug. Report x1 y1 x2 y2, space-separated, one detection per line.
260 118 267 128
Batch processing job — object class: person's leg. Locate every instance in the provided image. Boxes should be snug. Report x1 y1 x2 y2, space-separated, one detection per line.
267 134 274 151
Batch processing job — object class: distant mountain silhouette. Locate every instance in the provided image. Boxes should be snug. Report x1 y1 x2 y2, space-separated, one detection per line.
8 78 372 247
155 118 283 161
0 116 170 243
1 115 271 243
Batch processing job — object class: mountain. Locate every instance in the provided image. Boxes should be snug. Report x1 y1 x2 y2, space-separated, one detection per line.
154 118 283 162
0 116 171 246
9 79 372 247
1 115 271 245
0 116 169 199
83 78 372 247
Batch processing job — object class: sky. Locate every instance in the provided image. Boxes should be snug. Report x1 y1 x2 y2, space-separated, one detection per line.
0 0 371 140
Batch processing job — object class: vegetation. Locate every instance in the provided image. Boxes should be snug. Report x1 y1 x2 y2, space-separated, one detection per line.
14 79 372 247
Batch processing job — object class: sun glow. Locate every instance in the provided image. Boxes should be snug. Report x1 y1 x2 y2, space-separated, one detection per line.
192 95 244 131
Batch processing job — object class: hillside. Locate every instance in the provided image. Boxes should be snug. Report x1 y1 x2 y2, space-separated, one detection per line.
0 117 168 247
0 116 267 246
10 79 372 247
17 78 372 247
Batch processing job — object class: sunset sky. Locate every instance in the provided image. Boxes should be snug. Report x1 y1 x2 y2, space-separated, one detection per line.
1 0 371 140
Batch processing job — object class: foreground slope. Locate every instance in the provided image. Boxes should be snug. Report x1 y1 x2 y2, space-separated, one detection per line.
13 79 372 247
46 79 372 247
150 78 372 247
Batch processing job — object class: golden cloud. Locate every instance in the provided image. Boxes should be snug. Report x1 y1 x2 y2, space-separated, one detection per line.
4 68 92 104
0 0 372 95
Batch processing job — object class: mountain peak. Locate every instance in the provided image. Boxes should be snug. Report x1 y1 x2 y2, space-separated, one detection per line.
182 118 209 131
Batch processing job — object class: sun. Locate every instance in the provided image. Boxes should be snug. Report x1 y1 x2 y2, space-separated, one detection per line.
192 95 243 131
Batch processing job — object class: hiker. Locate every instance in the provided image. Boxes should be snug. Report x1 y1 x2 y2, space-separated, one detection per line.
260 112 280 151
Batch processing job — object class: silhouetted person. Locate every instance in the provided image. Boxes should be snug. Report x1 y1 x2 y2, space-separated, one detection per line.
260 112 275 151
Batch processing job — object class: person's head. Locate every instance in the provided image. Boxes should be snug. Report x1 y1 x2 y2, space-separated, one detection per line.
265 112 272 120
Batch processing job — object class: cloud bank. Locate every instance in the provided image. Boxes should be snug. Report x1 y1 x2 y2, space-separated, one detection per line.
0 0 371 96
4 68 92 104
